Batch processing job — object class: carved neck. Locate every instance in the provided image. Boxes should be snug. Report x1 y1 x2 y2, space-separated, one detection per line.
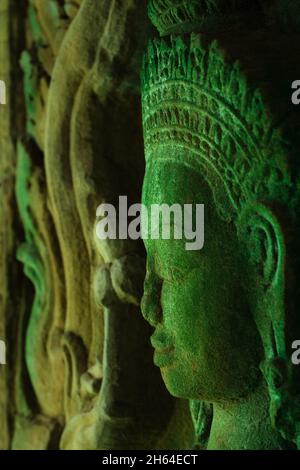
207 380 286 450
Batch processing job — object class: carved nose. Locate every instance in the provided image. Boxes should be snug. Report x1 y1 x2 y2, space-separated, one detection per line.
141 277 163 327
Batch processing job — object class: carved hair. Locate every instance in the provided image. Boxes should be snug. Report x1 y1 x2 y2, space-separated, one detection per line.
142 35 298 222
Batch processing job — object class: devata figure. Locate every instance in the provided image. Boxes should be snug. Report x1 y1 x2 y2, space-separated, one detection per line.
141 0 300 450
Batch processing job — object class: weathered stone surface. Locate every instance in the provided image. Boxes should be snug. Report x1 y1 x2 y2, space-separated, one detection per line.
0 0 29 450
140 0 300 450
6 0 300 451
0 0 195 450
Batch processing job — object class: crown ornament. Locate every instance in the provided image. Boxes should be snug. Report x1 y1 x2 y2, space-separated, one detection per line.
148 0 264 36
141 34 295 222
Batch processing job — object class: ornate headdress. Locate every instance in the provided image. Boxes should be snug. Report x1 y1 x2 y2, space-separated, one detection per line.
141 33 295 221
148 0 263 36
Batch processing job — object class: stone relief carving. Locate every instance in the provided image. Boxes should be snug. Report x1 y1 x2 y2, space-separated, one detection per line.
3 0 194 450
2 0 300 451
140 0 300 450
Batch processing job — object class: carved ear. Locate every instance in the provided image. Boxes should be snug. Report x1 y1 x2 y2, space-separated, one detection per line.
237 203 286 359
237 204 296 443
237 203 285 294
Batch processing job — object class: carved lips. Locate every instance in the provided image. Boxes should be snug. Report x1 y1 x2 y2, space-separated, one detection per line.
153 347 175 368
151 331 175 368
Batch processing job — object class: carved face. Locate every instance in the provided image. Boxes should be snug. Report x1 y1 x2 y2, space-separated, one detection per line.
141 153 263 403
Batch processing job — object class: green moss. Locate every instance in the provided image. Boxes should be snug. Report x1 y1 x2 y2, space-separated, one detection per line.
16 142 45 393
